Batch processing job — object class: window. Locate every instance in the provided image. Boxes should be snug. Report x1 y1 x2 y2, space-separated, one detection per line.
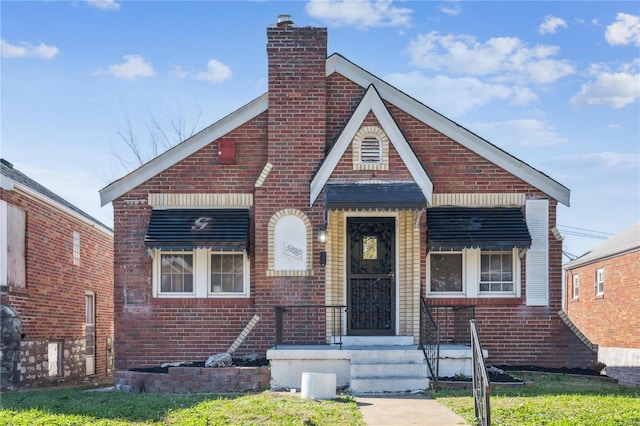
573 274 579 298
359 136 382 164
73 231 81 266
430 252 463 292
85 293 95 325
211 252 244 294
160 253 194 293
428 248 521 298
596 268 604 296
479 251 514 293
48 341 62 377
153 249 249 298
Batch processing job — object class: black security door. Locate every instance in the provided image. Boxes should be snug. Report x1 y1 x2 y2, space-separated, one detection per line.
347 217 395 335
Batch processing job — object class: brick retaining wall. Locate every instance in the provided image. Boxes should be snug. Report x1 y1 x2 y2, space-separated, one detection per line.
114 366 270 394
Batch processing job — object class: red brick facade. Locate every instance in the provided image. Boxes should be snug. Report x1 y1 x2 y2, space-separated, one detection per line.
1 168 114 389
104 23 594 372
565 249 640 349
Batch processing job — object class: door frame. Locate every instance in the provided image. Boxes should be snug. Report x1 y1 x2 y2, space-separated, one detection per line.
343 212 399 336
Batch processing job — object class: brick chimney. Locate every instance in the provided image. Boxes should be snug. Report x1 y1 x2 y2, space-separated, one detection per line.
266 16 327 174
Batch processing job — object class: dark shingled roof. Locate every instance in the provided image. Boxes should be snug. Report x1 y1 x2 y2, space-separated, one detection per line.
1 158 112 231
326 182 426 209
427 207 531 250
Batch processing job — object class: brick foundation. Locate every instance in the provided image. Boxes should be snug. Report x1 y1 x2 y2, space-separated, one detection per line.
114 366 270 394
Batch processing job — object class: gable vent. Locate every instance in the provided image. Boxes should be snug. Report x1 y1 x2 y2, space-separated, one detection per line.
360 136 382 163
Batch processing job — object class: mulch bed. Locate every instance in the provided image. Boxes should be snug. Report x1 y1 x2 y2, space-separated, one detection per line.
130 358 269 374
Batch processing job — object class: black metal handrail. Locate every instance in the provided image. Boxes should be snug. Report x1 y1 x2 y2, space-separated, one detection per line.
471 319 491 426
419 282 440 390
274 305 347 349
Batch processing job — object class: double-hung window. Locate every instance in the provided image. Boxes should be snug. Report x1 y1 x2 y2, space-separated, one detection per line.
160 252 194 294
596 268 604 296
429 252 463 293
573 274 579 298
154 249 248 298
210 252 245 294
479 251 514 293
428 248 520 297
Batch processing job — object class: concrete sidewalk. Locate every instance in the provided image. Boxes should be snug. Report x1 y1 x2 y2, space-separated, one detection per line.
357 395 469 426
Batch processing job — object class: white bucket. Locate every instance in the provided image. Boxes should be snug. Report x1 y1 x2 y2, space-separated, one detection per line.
300 372 336 400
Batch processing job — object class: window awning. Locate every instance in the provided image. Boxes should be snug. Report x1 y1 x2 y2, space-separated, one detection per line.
427 207 531 250
325 183 426 209
145 208 249 251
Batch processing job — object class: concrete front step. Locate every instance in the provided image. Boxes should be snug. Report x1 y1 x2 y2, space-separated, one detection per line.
349 347 430 393
350 376 430 394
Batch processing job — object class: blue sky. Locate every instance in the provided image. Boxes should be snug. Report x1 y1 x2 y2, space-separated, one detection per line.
2 1 639 259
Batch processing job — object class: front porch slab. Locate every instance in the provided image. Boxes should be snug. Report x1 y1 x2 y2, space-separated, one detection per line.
267 343 484 393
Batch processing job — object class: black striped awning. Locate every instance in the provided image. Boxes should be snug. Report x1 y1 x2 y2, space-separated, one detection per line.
427 207 531 250
145 209 249 251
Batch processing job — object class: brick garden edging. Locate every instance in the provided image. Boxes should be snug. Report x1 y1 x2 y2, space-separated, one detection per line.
114 366 270 393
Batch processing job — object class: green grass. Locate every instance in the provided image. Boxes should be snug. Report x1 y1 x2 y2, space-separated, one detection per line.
435 371 640 426
0 388 364 426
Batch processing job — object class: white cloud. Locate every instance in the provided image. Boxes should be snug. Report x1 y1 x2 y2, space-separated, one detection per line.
107 54 155 80
570 61 640 109
539 15 568 35
87 0 121 11
407 31 574 84
305 0 412 29
439 1 461 16
1 39 59 59
385 71 537 117
560 152 639 170
191 59 232 84
472 119 568 148
605 13 640 47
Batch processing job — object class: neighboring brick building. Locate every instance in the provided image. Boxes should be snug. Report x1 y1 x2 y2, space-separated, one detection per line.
564 222 640 386
1 159 114 390
100 18 595 389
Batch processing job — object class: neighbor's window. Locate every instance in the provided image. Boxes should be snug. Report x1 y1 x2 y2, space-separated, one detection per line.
211 252 245 294
479 251 514 293
430 252 463 292
85 293 95 325
573 274 579 299
73 231 81 266
160 253 194 293
596 268 604 296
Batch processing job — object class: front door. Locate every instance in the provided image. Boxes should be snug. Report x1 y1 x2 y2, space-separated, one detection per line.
347 217 395 335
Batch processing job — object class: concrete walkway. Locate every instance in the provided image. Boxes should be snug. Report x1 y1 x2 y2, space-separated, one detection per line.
357 395 469 426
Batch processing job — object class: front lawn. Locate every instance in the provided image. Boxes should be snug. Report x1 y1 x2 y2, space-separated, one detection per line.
436 371 640 426
0 389 364 426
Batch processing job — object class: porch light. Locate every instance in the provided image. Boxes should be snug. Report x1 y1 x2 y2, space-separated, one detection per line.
317 227 327 244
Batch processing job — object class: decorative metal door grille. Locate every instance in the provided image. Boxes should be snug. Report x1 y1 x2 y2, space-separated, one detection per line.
347 217 395 335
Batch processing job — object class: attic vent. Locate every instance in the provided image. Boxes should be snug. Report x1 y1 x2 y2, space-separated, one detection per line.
352 126 389 171
360 136 382 164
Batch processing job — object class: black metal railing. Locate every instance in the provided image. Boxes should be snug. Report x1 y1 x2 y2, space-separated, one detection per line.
274 305 347 349
419 284 440 390
427 304 475 344
471 319 491 426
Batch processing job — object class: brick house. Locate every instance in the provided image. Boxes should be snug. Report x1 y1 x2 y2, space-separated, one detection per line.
563 222 640 386
100 18 595 392
1 159 114 390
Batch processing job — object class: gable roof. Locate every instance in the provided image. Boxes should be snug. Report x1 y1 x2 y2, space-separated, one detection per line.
1 159 112 234
564 221 640 269
99 53 570 207
310 85 433 206
326 54 570 206
99 94 268 206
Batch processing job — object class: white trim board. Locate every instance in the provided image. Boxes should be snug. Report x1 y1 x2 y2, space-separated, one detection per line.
310 85 433 206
